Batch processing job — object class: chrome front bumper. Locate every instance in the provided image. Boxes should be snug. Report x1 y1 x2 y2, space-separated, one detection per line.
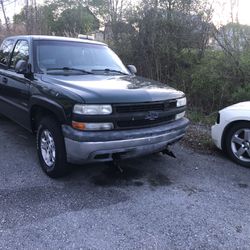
62 118 189 164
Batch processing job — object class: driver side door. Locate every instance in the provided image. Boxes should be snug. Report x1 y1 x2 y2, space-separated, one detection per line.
0 39 31 128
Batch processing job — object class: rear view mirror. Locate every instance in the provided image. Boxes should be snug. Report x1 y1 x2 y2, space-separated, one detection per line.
15 60 29 74
127 65 137 75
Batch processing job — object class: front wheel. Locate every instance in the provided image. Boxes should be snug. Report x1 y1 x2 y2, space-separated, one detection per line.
225 122 250 168
37 116 69 178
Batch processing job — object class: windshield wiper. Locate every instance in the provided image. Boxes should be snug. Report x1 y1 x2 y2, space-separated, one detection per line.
92 68 129 75
46 67 93 74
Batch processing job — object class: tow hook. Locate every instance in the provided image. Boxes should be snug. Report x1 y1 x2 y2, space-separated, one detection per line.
161 147 176 158
111 153 124 173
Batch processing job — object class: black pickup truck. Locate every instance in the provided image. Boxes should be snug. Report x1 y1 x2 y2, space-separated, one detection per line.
0 35 189 177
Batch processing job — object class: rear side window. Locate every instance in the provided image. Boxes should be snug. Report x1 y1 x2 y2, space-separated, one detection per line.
10 40 29 69
0 39 14 66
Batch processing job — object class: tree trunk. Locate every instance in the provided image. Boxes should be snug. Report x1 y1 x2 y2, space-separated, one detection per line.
0 0 10 33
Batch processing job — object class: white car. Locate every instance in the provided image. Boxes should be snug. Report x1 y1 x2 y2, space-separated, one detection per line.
211 102 250 167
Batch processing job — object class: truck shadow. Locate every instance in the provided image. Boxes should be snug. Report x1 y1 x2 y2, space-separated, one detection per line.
88 161 172 188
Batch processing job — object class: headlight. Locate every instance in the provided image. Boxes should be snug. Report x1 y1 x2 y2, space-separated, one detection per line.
72 121 114 131
175 111 186 120
73 104 112 115
176 97 187 107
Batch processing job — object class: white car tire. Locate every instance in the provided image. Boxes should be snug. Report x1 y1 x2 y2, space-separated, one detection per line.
225 122 250 168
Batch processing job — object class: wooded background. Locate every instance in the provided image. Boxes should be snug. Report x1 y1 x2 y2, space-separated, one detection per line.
1 0 250 115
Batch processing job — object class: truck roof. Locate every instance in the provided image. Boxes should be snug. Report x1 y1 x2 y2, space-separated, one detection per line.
5 35 107 46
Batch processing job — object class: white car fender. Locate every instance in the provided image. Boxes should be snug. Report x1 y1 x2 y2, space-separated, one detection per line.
211 102 250 150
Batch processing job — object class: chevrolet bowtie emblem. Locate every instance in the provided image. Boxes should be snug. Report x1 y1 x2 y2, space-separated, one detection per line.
145 111 159 121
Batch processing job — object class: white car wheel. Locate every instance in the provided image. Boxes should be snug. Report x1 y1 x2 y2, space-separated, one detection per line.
226 122 250 167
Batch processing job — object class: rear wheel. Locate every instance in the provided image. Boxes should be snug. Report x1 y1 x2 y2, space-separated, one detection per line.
37 116 69 178
225 122 250 168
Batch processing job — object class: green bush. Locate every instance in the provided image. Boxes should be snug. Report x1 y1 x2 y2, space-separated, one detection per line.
184 50 250 113
232 85 250 103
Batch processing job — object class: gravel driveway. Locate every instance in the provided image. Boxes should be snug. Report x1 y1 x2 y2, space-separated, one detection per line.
0 115 250 249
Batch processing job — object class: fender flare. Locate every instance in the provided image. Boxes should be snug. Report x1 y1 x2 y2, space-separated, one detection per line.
29 95 67 124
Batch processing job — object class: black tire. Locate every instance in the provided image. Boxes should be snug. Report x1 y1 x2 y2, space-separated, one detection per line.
225 121 250 168
37 116 69 178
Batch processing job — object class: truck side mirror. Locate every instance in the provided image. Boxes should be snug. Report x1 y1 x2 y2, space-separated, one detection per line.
15 60 29 74
127 65 137 75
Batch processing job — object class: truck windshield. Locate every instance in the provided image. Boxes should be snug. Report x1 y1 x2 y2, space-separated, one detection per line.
34 40 130 75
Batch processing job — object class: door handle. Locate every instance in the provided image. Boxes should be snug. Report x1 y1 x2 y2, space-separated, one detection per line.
2 77 8 84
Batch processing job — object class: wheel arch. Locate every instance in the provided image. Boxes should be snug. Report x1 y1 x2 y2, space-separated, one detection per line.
221 120 250 152
29 96 67 133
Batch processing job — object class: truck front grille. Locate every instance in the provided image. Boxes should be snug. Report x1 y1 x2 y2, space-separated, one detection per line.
114 100 176 114
113 100 179 129
116 115 175 129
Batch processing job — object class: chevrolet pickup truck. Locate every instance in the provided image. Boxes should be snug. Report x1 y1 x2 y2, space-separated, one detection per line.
0 35 189 177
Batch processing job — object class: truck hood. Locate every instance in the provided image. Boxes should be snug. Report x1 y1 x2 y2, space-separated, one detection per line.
41 74 184 103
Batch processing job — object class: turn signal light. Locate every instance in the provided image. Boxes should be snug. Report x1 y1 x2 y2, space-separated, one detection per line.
72 121 86 130
72 121 114 131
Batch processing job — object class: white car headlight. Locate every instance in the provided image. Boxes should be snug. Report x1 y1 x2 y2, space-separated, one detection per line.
176 97 187 107
73 104 112 115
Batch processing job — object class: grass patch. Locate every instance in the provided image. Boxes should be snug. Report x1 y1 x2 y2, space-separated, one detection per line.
180 109 217 153
186 109 218 126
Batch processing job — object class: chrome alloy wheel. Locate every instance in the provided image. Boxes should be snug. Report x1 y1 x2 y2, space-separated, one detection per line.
231 128 250 163
40 129 56 167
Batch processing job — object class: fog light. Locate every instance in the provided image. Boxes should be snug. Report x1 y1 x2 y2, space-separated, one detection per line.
175 111 186 120
72 121 114 131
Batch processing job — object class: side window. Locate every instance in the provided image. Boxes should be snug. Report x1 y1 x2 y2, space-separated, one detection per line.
10 40 29 69
0 39 14 66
